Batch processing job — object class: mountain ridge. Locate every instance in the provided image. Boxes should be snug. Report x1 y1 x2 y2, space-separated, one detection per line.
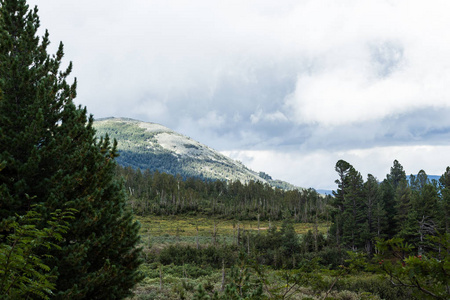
93 117 301 190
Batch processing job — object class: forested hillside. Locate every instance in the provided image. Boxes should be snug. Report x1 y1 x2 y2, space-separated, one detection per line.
116 165 329 222
94 117 300 191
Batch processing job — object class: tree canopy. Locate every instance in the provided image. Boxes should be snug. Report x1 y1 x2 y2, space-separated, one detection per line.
0 0 142 298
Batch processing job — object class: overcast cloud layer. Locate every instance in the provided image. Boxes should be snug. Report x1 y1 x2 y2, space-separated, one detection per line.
30 0 450 190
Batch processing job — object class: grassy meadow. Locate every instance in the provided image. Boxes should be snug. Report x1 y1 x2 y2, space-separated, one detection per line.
137 215 330 246
128 216 413 300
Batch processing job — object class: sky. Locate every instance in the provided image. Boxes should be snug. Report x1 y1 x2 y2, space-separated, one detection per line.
29 0 450 190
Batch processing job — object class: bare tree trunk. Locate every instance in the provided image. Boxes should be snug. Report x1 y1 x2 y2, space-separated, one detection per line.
247 231 250 255
212 220 217 246
257 213 260 234
336 216 340 248
314 211 319 252
221 259 226 291
196 223 199 250
159 264 163 290
237 223 241 246
233 221 236 245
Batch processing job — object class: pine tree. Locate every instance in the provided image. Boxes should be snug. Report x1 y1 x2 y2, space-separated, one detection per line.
341 166 364 250
0 1 142 298
379 179 396 237
393 178 411 232
362 174 381 255
373 198 387 239
330 160 352 247
387 159 406 190
439 167 450 233
383 160 407 238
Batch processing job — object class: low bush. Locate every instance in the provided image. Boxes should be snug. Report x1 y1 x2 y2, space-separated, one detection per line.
334 274 416 300
157 244 238 269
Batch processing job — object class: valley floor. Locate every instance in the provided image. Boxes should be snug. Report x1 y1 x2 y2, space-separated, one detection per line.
128 216 416 300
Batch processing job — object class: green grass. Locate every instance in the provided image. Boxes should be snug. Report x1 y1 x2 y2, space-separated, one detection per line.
137 215 329 237
136 215 330 248
129 216 413 300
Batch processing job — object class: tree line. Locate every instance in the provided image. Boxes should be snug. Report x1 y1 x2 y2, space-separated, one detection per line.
323 159 449 298
149 159 449 299
329 159 449 257
116 165 331 222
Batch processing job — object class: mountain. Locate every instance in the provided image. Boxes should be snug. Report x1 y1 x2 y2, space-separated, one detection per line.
93 117 301 190
316 189 333 195
406 175 441 183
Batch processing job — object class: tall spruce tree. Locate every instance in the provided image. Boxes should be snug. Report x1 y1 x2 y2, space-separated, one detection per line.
0 1 142 298
330 159 352 247
393 178 411 232
362 174 382 255
439 167 450 233
341 165 364 250
382 160 407 238
387 159 406 190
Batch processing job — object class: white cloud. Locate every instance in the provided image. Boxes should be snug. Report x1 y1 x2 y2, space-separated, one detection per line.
282 0 450 126
32 1 450 122
27 0 450 189
251 109 288 124
223 145 450 190
198 111 226 128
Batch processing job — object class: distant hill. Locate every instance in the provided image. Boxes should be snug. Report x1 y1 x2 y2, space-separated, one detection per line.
93 117 301 190
320 175 442 197
316 189 333 195
406 175 441 183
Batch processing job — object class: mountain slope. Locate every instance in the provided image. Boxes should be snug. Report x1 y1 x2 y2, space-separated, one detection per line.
93 117 300 190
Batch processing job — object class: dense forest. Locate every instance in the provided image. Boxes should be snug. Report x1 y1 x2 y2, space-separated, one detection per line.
116 165 330 222
330 160 449 256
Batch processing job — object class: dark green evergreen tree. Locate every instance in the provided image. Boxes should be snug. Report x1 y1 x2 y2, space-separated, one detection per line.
379 179 396 237
362 174 382 255
382 160 407 238
0 1 142 298
415 169 429 191
387 159 406 190
439 167 450 233
341 165 364 250
330 160 352 247
330 160 371 251
393 178 411 233
373 195 388 239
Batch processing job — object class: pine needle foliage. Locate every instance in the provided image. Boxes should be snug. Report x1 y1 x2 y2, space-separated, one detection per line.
0 0 143 298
